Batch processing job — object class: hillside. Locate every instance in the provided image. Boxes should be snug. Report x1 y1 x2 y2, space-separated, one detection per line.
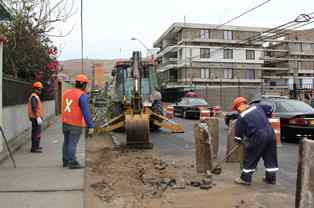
60 59 116 80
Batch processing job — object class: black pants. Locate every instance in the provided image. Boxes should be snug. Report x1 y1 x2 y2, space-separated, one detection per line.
241 129 278 183
30 118 42 150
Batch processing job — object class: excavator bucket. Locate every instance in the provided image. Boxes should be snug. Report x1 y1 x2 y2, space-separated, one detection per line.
125 113 152 149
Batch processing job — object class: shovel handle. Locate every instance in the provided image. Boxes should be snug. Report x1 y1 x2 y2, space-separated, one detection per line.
212 143 242 170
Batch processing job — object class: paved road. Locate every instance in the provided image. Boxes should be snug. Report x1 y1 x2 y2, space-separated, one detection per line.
150 117 298 194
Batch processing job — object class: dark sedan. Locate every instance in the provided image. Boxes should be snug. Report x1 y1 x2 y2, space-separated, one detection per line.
173 97 209 119
225 98 314 140
272 99 314 140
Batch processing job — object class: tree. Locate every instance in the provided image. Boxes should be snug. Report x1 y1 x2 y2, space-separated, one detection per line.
0 0 75 96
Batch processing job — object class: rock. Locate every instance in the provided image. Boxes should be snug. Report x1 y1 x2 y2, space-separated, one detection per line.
200 184 212 190
202 178 212 185
241 200 245 204
173 178 186 189
155 164 167 171
160 178 172 184
142 174 159 185
206 170 213 178
190 181 201 187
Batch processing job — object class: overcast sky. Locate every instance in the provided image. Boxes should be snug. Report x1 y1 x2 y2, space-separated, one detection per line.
52 0 314 61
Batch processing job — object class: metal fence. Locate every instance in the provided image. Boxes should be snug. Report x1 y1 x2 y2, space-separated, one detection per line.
3 77 55 107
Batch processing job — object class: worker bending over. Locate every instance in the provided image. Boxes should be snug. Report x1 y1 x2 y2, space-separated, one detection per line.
232 97 278 185
61 74 94 169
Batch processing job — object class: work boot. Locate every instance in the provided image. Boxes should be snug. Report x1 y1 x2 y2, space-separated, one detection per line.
263 177 276 185
63 160 69 168
68 161 84 169
30 149 42 153
264 171 276 185
234 177 251 185
37 147 43 150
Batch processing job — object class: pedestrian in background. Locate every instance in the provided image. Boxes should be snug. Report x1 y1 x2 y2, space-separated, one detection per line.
27 81 44 153
61 74 94 169
232 97 278 185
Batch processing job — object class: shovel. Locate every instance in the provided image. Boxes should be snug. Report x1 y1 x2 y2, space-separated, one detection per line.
211 143 243 175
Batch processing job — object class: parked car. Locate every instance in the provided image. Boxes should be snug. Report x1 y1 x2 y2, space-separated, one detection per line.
224 97 314 140
173 97 209 119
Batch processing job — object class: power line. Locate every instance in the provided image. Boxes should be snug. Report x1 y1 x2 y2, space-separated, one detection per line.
215 0 272 29
80 0 84 73
182 12 314 61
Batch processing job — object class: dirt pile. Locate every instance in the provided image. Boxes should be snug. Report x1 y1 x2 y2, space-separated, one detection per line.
88 145 214 207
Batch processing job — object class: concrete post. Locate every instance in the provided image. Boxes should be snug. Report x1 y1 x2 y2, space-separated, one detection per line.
194 123 214 173
295 138 314 208
206 118 219 159
226 119 244 163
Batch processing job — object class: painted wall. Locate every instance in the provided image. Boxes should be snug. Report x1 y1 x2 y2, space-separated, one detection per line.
0 100 55 153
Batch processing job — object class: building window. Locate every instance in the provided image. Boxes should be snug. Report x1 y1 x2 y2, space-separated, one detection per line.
178 48 183 59
200 29 210 40
246 50 255 60
223 30 233 40
245 69 255 79
200 48 210 58
224 69 233 79
223 49 233 59
201 68 210 79
299 79 303 88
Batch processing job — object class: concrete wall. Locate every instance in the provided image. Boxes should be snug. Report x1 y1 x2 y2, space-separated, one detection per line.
195 86 262 110
0 100 55 160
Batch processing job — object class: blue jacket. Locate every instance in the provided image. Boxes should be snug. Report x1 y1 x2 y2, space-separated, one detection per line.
234 105 273 142
79 94 94 128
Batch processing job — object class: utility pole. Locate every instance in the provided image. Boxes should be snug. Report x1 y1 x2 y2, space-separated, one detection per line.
190 48 193 90
184 15 187 88
80 0 84 73
293 59 299 99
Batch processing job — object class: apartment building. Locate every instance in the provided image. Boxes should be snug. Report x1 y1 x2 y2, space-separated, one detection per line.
153 23 269 93
264 29 314 90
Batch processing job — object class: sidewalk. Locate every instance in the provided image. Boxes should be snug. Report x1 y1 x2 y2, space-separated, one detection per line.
0 119 85 208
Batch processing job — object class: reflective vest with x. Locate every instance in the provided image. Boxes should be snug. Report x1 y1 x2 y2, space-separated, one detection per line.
61 88 87 127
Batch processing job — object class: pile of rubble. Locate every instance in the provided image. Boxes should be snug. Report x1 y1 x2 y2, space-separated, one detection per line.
89 146 215 204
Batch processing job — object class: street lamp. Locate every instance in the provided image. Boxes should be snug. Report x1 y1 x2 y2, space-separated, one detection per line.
131 37 149 50
131 37 154 57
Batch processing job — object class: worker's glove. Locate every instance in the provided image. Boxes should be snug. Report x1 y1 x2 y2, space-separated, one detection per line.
234 136 242 144
88 128 94 135
36 117 42 125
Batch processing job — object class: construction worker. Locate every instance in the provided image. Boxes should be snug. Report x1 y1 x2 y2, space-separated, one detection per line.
232 96 278 185
61 74 94 169
27 81 44 153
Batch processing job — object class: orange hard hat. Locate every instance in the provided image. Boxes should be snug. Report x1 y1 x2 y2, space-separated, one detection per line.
75 74 89 83
33 81 43 89
232 96 248 111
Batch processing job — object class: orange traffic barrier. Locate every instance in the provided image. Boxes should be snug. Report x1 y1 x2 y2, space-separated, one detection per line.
200 109 210 122
269 118 281 146
165 105 174 119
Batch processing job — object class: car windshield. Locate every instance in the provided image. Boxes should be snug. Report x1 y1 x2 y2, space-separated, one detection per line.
188 98 208 105
273 99 314 113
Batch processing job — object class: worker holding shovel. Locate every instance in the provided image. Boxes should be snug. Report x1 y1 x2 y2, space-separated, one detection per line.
232 97 278 185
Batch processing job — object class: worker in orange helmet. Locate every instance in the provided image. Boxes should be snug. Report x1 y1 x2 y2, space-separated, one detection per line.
27 81 44 153
232 96 278 185
61 74 94 169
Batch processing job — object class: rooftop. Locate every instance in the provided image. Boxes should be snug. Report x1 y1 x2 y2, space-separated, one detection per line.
153 22 271 47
